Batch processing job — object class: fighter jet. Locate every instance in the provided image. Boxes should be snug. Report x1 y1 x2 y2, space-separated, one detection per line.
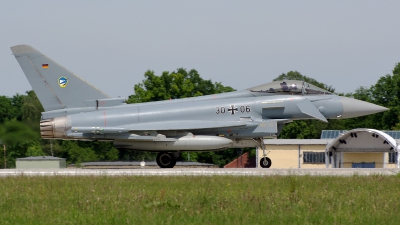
10 45 388 168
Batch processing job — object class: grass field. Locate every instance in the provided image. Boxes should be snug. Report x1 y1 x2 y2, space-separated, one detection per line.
1 175 400 224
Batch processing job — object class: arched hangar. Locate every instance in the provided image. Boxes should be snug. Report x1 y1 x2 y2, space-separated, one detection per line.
255 129 400 169
326 129 400 168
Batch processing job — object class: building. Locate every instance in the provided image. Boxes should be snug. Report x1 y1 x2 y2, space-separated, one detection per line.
256 139 328 169
253 129 400 169
16 156 66 169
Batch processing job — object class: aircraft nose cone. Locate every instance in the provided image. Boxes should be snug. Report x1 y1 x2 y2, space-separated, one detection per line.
340 96 388 119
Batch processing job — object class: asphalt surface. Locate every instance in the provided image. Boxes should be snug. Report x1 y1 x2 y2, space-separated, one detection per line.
1 168 399 176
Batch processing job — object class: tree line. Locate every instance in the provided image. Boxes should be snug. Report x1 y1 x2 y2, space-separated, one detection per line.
0 64 399 167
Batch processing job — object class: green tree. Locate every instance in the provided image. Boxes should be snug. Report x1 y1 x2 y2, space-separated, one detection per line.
369 63 400 130
0 120 37 146
76 141 119 161
127 68 235 103
62 141 98 166
0 120 38 168
41 140 65 157
0 95 22 123
26 141 45 156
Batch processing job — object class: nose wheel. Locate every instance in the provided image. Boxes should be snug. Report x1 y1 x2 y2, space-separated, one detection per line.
260 157 272 168
156 152 177 168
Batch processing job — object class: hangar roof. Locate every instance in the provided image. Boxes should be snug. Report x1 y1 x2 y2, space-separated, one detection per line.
326 128 398 153
321 130 400 139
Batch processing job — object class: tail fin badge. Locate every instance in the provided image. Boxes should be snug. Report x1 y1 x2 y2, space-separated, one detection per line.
58 77 68 88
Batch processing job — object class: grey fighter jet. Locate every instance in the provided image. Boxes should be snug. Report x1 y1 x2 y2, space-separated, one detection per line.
10 45 388 168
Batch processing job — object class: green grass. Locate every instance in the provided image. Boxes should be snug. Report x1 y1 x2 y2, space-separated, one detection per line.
1 175 400 224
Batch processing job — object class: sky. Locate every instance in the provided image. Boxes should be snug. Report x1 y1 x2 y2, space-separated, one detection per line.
1 1 400 99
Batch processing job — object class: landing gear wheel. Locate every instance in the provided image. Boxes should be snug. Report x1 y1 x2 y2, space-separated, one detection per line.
260 157 272 168
156 152 177 168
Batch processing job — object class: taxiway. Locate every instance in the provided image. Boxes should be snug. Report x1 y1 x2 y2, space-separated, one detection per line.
0 168 399 176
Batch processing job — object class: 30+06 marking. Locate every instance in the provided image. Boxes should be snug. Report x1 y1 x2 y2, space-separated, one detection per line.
216 105 250 115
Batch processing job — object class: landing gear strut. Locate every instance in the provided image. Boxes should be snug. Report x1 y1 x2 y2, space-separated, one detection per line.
156 152 177 168
253 138 272 168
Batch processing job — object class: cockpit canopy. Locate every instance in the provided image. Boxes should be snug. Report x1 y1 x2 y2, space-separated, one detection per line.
247 80 332 95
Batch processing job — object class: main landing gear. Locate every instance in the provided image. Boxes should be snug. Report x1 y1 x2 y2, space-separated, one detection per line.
253 138 272 168
156 152 178 168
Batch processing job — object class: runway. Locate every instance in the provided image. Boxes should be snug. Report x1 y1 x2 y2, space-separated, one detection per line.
0 168 399 176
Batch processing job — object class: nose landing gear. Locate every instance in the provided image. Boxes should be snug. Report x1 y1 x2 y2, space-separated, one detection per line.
253 138 272 168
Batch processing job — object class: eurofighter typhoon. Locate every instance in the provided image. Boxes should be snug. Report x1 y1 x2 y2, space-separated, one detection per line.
11 45 388 168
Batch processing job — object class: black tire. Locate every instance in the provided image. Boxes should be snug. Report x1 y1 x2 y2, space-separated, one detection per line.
156 152 176 168
260 157 272 168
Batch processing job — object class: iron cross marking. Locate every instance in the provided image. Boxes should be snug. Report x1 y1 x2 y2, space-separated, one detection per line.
228 105 238 115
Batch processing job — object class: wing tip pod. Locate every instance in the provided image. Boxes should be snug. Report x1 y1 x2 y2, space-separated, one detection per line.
10 45 39 55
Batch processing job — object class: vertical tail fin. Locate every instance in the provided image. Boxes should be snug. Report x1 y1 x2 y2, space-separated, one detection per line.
10 45 110 111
